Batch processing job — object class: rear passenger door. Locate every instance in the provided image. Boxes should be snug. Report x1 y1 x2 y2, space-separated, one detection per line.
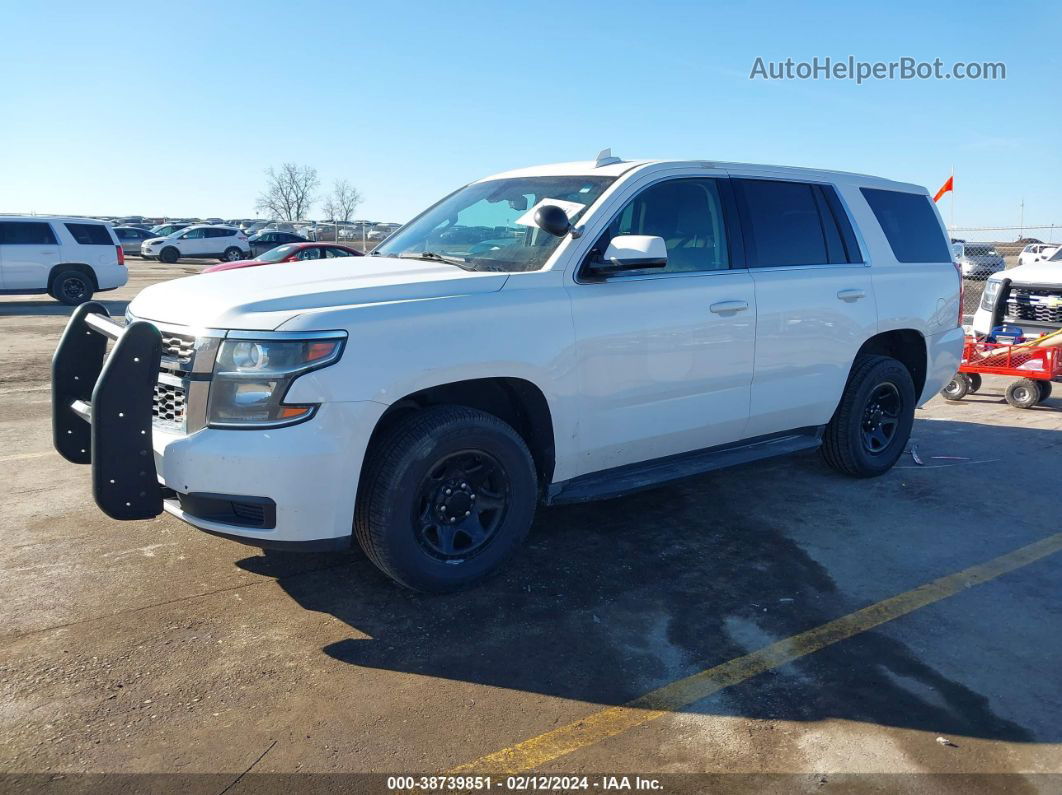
731 177 876 438
0 221 61 290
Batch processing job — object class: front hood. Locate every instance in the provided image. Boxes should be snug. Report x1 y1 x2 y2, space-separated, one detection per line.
992 261 1062 286
127 256 509 329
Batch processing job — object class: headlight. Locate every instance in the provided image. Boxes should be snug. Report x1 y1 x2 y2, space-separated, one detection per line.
207 335 345 428
980 279 1002 311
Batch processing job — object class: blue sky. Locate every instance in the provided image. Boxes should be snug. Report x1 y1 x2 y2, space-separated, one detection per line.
1 0 1059 239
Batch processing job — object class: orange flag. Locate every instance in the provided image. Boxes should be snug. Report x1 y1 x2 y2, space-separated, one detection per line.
933 176 954 203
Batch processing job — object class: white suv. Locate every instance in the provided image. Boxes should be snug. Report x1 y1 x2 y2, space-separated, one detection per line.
0 216 127 305
141 225 250 264
53 157 963 591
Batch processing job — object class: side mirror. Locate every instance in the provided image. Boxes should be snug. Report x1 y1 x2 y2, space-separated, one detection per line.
588 235 668 274
534 204 571 237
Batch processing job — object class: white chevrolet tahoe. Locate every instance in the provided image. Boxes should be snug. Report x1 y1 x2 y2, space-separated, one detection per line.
52 157 963 591
1 216 127 305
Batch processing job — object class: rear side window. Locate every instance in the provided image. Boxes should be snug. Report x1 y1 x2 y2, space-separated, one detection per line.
65 223 113 245
206 227 234 238
860 188 951 263
0 221 59 245
734 179 828 267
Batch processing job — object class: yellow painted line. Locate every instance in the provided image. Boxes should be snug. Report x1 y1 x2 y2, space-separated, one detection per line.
0 451 53 463
449 532 1062 775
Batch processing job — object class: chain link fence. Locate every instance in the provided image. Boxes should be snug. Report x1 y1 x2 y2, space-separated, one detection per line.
947 224 1060 319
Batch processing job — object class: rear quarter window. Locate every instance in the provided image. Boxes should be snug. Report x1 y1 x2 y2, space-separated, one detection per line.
65 223 114 245
860 188 951 263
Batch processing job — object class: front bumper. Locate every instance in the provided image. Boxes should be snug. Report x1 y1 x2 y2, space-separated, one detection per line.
52 304 387 547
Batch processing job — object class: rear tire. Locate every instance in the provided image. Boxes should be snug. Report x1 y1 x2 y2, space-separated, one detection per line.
49 269 94 306
223 247 243 262
1037 380 1052 403
159 247 179 264
354 406 538 592
821 355 916 478
940 373 971 401
1005 379 1041 409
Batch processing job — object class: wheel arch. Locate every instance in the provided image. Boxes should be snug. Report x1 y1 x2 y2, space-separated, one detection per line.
48 263 99 292
362 376 556 494
854 329 928 399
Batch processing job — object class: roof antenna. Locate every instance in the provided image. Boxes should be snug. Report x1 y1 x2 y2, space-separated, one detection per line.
595 148 621 167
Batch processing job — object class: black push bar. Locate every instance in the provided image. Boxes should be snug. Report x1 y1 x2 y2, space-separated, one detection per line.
52 303 165 520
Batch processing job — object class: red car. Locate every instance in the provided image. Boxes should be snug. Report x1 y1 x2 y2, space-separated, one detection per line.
201 242 363 273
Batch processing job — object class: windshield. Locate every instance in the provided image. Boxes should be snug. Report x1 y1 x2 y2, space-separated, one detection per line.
1048 246 1062 262
374 175 615 272
258 244 298 262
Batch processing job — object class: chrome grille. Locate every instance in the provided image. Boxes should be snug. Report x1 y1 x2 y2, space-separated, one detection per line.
153 381 187 427
1006 287 1062 326
161 331 196 363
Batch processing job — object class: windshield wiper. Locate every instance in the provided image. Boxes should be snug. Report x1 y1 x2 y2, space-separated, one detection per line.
394 251 473 269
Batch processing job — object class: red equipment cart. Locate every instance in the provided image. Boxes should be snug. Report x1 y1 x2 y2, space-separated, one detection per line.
941 336 1061 408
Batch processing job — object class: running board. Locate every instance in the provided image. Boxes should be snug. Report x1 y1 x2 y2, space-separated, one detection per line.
546 427 824 505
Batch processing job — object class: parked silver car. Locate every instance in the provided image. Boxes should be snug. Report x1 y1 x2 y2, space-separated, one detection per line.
952 242 1005 279
113 226 157 256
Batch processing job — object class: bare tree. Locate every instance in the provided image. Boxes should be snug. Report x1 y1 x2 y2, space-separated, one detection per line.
256 163 319 221
321 179 363 222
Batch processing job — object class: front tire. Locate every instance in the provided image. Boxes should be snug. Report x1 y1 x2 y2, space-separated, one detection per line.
159 247 179 264
50 269 94 306
821 355 916 478
354 406 538 592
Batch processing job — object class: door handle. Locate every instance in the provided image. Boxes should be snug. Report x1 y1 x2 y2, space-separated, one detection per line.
709 300 749 314
836 289 866 302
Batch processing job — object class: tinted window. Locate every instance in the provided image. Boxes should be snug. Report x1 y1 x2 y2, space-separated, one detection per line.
597 179 729 274
206 227 233 238
325 247 354 258
0 221 59 245
860 188 951 263
297 247 322 260
65 223 113 245
181 228 206 239
734 179 828 267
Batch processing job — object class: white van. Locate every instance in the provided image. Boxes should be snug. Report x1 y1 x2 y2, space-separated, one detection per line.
0 216 127 304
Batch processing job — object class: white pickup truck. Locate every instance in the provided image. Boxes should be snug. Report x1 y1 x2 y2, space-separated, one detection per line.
52 156 963 591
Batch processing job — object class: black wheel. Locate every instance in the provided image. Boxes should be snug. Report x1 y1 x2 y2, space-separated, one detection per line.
223 247 243 262
940 373 971 401
1003 379 1040 409
355 406 538 592
49 269 94 306
1037 380 1052 403
966 373 982 394
159 247 179 264
821 355 916 478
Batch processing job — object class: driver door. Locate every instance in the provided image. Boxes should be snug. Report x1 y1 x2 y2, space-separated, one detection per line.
567 178 756 475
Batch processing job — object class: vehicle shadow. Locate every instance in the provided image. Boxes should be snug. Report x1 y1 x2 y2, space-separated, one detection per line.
0 298 130 317
236 418 1060 744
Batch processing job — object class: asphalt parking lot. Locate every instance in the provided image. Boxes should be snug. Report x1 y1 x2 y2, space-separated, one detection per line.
2 261 1061 790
